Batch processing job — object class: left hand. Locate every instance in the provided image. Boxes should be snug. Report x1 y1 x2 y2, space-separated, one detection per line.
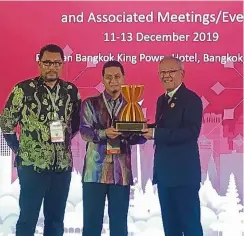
141 128 154 140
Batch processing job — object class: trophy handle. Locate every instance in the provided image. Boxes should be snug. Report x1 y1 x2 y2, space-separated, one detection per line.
134 103 144 121
133 85 144 102
120 103 131 121
121 85 131 102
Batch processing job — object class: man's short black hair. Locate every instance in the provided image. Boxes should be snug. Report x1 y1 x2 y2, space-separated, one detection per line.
102 60 125 76
39 44 64 61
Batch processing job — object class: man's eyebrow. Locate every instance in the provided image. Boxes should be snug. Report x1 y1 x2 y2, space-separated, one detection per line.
105 73 121 76
160 68 179 70
41 59 62 61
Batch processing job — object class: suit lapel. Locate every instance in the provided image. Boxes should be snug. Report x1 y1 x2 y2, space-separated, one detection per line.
170 83 186 101
155 83 187 126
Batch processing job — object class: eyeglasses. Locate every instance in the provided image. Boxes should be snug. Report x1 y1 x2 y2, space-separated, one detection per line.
41 60 63 68
158 69 181 78
104 74 122 81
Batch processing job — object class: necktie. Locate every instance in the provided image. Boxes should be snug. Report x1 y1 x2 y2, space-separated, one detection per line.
165 94 171 104
107 100 118 164
110 100 117 127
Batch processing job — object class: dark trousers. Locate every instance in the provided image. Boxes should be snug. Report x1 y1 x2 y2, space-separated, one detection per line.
157 183 203 236
82 182 130 236
16 166 71 236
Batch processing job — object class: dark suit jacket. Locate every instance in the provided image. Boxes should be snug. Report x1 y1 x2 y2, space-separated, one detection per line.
152 83 203 186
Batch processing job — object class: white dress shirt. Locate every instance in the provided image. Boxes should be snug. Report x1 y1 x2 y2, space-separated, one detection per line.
166 82 182 98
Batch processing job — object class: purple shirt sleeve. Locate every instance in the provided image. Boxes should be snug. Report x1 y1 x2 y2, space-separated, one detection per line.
80 99 107 143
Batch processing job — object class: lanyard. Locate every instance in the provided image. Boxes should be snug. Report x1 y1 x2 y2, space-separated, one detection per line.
102 92 123 120
45 84 60 119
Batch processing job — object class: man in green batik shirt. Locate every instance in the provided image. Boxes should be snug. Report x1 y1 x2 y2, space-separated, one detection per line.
0 44 81 236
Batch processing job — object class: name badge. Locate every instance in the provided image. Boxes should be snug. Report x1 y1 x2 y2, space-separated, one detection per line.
50 120 65 143
106 139 121 155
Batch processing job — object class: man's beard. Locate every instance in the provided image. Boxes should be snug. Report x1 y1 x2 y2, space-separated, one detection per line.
44 77 58 82
43 73 59 82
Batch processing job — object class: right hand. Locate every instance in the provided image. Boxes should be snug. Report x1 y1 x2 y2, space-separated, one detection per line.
141 128 154 140
105 127 122 139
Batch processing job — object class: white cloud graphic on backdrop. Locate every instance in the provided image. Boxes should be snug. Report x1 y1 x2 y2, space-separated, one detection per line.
1 172 244 236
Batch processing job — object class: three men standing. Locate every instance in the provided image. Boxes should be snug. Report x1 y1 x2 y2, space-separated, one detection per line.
1 52 203 236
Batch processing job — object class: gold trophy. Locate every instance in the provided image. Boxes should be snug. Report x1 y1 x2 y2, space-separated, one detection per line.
115 85 147 132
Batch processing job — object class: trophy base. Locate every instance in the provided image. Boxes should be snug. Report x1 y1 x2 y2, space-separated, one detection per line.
115 121 147 132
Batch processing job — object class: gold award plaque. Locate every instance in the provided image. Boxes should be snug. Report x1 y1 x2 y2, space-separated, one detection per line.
115 85 147 132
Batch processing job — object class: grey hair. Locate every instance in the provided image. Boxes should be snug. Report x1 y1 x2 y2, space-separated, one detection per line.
159 56 184 70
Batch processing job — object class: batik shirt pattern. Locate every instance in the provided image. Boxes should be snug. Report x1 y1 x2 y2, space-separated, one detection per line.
80 91 146 185
0 77 81 172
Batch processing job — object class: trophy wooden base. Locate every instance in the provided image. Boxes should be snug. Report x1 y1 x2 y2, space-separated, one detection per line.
115 121 147 132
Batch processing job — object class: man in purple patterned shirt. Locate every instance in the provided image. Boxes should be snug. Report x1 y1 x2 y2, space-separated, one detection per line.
80 60 147 236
